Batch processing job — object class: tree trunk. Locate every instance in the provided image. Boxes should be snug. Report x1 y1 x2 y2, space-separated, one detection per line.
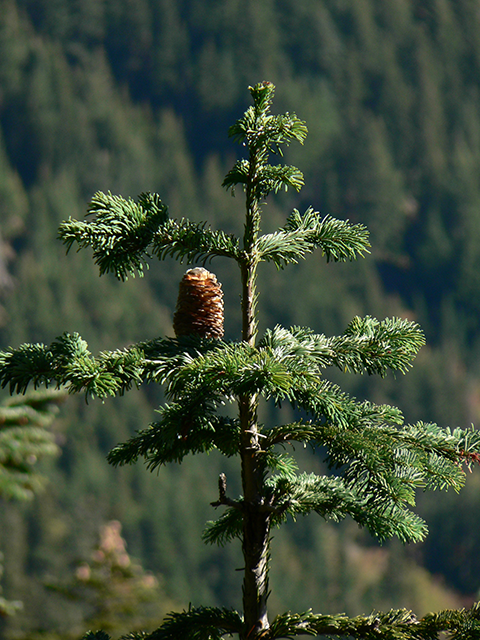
239 253 271 639
239 394 271 639
238 139 271 638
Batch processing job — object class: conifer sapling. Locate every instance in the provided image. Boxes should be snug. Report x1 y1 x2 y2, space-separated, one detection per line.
1 82 480 639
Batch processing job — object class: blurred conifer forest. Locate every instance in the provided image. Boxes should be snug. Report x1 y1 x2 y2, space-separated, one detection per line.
1 0 480 636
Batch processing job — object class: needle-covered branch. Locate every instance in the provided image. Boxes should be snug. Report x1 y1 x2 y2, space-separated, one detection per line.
145 606 244 640
0 334 221 399
256 209 371 267
265 603 480 639
227 82 308 152
205 415 480 544
261 319 425 377
0 333 145 398
155 317 424 410
222 160 305 197
107 409 240 468
0 389 64 501
59 191 241 281
151 218 241 264
265 417 480 542
59 192 168 280
82 603 480 640
203 507 244 546
1 325 478 546
203 474 369 547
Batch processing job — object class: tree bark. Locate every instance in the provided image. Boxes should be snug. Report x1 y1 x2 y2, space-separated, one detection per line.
239 252 271 638
238 130 272 638
239 394 271 639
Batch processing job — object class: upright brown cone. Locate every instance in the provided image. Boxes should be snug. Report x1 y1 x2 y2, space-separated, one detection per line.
173 267 224 339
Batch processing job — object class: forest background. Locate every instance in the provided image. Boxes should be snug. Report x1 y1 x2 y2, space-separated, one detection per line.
1 0 480 637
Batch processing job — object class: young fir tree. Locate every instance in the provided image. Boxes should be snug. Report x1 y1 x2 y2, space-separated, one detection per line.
43 520 177 639
1 82 480 639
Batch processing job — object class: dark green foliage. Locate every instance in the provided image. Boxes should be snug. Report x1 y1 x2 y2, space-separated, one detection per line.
0 333 145 398
87 604 480 640
145 606 243 640
59 192 169 281
83 632 111 640
264 603 480 639
59 192 241 280
0 389 65 618
3 315 466 544
88 602 480 640
223 159 305 197
0 389 64 501
256 209 370 267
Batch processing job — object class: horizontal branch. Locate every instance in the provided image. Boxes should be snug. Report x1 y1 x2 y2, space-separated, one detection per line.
261 318 425 378
88 602 480 639
151 218 241 263
0 333 145 398
107 412 240 468
59 191 168 280
0 334 221 399
147 605 243 639
255 208 370 268
59 191 241 281
267 602 480 639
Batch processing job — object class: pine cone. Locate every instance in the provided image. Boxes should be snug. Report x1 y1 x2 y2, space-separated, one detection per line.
173 268 224 339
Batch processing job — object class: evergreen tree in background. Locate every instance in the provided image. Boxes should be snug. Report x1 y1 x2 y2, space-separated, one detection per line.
1 82 480 639
0 388 64 617
42 520 176 639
